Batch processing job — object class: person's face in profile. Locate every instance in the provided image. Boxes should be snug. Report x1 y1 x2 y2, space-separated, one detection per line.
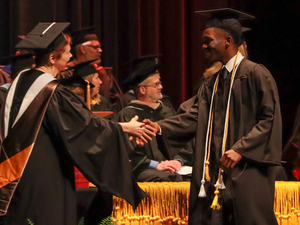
83 40 102 61
202 27 227 63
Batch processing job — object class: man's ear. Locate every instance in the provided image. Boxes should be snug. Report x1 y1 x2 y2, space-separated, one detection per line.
80 44 86 54
139 85 146 95
225 36 233 49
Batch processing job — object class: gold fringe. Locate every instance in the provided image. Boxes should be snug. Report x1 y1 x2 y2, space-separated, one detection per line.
113 181 300 225
274 181 300 225
112 182 190 225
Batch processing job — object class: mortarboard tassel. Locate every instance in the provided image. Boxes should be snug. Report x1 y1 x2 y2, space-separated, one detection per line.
85 79 91 110
198 180 206 197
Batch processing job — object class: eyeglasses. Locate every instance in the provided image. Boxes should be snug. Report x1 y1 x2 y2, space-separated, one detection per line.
85 45 102 50
141 81 162 88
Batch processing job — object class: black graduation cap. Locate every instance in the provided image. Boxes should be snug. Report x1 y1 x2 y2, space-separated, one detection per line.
66 59 98 78
2 53 35 79
196 8 255 45
60 75 95 102
15 22 70 54
60 75 95 89
242 27 251 33
122 54 162 86
71 27 99 47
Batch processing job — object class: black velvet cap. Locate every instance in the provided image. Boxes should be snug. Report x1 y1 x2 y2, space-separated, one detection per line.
71 27 99 46
15 22 70 54
122 55 162 86
60 75 95 89
67 59 98 78
2 53 35 79
196 8 255 45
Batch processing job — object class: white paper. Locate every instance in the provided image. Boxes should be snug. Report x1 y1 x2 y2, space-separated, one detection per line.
178 166 193 175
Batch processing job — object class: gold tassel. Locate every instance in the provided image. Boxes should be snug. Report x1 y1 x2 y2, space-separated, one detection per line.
85 79 91 110
124 214 130 225
291 208 297 225
205 161 211 181
275 212 280 225
132 216 139 225
210 189 221 210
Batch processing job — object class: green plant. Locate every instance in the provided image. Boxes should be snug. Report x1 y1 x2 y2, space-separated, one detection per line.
78 217 85 225
27 215 117 225
99 216 117 225
27 218 34 225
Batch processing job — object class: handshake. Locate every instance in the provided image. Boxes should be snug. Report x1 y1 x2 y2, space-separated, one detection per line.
120 116 160 146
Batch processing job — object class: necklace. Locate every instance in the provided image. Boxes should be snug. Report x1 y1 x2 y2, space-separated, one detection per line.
36 66 56 76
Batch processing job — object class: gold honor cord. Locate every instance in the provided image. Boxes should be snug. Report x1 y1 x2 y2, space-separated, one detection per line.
197 52 241 208
210 51 240 210
205 79 220 182
199 69 220 197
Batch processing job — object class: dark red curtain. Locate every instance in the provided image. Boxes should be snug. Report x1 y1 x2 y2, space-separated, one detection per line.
0 0 299 144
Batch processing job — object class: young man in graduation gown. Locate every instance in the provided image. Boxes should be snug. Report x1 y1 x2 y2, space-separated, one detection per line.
0 22 154 225
116 56 193 182
144 8 282 225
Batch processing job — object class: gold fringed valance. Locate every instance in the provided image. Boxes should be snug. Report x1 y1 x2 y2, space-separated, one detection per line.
274 181 300 225
112 182 190 225
112 181 300 225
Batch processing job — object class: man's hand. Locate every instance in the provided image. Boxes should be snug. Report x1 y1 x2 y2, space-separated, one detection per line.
156 160 182 173
157 161 176 173
120 116 156 146
220 150 242 168
142 119 160 134
171 160 182 172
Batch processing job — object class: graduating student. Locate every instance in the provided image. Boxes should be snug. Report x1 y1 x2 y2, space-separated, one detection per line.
0 22 153 225
144 8 282 225
117 56 193 182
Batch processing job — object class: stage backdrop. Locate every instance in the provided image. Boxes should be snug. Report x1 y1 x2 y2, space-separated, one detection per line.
0 0 299 144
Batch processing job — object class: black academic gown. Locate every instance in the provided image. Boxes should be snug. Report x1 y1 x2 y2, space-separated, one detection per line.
158 59 282 225
91 96 113 111
0 87 7 109
2 69 147 225
113 91 175 114
117 102 193 182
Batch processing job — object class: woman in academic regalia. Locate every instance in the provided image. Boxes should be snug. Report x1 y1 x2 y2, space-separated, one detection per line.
0 22 152 225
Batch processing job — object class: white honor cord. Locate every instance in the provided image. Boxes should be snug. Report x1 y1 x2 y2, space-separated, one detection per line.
200 73 220 193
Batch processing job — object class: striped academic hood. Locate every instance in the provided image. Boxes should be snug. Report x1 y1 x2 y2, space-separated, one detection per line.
0 71 57 216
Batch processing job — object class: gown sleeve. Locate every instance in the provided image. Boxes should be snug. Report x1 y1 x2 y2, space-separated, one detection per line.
44 85 148 209
230 64 282 164
117 108 153 177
